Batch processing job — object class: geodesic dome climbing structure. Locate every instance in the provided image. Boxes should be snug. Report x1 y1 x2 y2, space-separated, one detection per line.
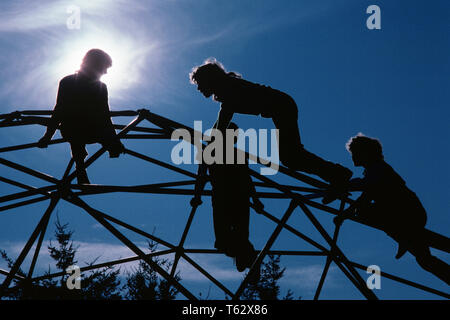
0 109 448 300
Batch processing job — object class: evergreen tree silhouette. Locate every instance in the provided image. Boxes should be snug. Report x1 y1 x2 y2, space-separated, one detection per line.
123 240 180 300
241 254 298 300
1 218 121 299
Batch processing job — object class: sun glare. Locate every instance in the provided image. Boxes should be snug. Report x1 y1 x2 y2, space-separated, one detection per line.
53 34 148 93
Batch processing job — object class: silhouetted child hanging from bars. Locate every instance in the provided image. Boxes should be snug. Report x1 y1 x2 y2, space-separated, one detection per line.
334 134 450 285
191 122 263 273
37 49 125 184
189 58 352 204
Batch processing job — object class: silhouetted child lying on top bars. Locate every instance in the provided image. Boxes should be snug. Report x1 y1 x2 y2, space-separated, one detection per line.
334 134 450 285
38 49 124 184
189 58 352 204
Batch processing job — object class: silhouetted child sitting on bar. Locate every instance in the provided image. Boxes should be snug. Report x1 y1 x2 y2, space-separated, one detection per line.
334 134 450 285
189 58 352 204
37 49 124 184
191 122 263 273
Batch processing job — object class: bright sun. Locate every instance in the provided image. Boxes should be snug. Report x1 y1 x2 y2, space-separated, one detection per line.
53 34 148 93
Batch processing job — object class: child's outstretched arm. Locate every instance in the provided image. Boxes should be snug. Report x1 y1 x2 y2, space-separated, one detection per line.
334 192 371 225
249 174 264 213
213 107 233 133
348 177 366 191
190 164 208 207
102 84 117 134
38 80 67 147
334 174 369 223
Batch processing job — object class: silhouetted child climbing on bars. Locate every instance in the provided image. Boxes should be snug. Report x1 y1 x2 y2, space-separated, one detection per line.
189 58 352 204
191 122 263 274
38 49 124 184
334 134 450 285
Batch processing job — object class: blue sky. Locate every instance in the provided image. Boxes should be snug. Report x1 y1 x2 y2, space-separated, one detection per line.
0 0 449 299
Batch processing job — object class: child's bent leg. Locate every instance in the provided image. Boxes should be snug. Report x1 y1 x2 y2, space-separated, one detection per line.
410 245 450 285
69 142 90 184
69 142 88 161
212 195 234 256
98 128 124 158
231 200 250 243
231 200 257 272
272 114 303 169
103 138 124 158
272 115 352 185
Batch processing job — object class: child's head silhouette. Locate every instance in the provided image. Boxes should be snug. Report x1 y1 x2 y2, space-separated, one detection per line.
190 58 241 101
80 49 112 80
346 133 383 167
